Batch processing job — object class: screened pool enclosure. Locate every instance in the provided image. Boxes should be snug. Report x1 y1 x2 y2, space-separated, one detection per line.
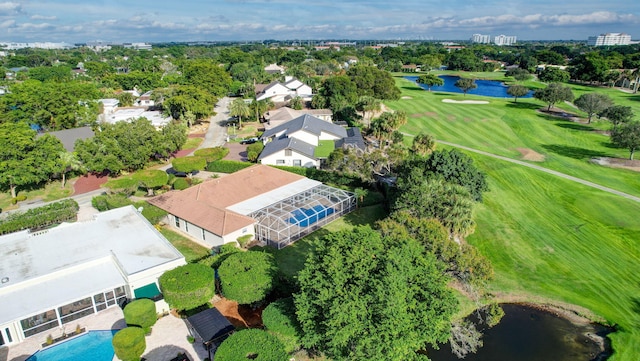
250 184 356 249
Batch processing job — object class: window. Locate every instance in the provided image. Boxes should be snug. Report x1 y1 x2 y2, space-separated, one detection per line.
175 216 181 228
21 310 59 337
293 159 302 166
114 286 127 305
202 228 206 240
285 149 292 156
185 222 189 232
5 328 12 343
59 297 94 324
105 290 115 306
276 159 285 165
94 293 107 311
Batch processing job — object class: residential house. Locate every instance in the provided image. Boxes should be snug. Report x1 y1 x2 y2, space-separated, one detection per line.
149 164 355 249
255 76 313 103
259 114 365 168
0 206 186 346
263 107 333 130
264 63 285 74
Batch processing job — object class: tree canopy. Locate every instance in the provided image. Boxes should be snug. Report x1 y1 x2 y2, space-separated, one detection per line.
534 83 574 111
612 121 640 160
215 329 288 361
574 93 614 123
506 85 530 102
417 73 444 91
218 250 277 305
346 64 400 100
454 78 477 96
295 226 458 361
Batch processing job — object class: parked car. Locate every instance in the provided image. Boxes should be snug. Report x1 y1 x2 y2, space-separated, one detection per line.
240 137 259 145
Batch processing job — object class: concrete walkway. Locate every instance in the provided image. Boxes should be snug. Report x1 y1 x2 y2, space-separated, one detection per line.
197 97 231 150
437 140 640 203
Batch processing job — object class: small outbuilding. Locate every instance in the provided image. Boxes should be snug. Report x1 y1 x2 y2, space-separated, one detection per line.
186 308 235 359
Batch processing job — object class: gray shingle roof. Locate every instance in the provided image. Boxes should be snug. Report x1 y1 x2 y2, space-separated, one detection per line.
262 114 347 139
335 127 366 150
36 126 95 152
258 137 317 160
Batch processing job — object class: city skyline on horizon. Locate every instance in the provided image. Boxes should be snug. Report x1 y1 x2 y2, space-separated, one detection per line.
0 1 638 44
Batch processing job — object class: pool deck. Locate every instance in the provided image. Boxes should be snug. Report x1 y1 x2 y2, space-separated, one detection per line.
1 307 209 361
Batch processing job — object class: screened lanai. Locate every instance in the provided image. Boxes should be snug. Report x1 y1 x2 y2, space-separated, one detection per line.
249 184 356 249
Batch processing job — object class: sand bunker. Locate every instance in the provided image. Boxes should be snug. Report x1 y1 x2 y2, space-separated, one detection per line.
401 96 413 99
442 99 489 104
592 157 640 172
517 148 545 162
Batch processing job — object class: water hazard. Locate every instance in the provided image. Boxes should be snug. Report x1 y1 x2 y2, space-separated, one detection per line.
428 304 611 361
406 75 534 98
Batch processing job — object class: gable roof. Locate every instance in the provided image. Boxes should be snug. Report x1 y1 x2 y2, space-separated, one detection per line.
259 137 316 160
36 126 95 152
148 165 306 236
262 114 347 139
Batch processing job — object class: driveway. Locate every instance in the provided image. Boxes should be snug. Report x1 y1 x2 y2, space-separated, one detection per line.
197 97 232 150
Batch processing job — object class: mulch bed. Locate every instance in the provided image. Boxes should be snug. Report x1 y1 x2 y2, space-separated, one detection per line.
73 174 108 195
214 298 263 329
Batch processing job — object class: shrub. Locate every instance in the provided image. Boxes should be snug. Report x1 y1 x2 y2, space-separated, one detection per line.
262 298 302 353
172 156 207 173
237 234 253 248
159 263 215 311
206 160 253 173
112 327 146 361
172 178 191 190
11 195 27 204
104 177 140 195
246 142 264 162
215 329 288 361
218 251 277 305
198 243 241 269
133 202 168 225
194 147 229 162
123 299 157 333
0 199 78 235
91 193 131 212
132 170 168 195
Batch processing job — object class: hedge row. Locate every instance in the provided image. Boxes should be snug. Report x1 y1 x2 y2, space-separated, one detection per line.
91 195 167 225
272 165 365 188
194 147 229 162
0 199 79 235
206 160 253 173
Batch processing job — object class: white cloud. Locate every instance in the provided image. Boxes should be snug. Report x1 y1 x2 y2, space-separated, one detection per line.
0 2 21 15
31 14 57 20
0 19 14 27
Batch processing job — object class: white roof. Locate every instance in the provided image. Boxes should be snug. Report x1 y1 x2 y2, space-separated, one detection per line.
226 178 321 215
0 206 184 324
105 108 171 127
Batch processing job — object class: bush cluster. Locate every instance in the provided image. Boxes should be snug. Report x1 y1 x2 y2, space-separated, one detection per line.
172 178 191 190
10 195 27 204
198 243 241 269
158 263 215 311
206 160 253 173
112 327 146 361
246 142 264 162
215 329 287 361
0 199 79 235
262 298 302 353
123 299 157 333
193 147 229 162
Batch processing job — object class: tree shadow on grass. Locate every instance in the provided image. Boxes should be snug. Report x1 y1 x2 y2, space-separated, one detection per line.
541 144 608 160
554 122 594 132
401 85 423 91
505 101 540 111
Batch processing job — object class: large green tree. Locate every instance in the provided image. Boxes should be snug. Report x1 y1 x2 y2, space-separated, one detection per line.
611 121 640 160
601 105 634 131
454 78 477 96
506 85 530 103
574 93 614 123
534 83 574 111
0 123 64 197
316 75 358 112
162 85 216 121
218 251 277 305
346 64 400 100
181 59 232 97
537 67 570 83
295 226 458 361
416 73 444 91
229 98 251 128
215 329 288 361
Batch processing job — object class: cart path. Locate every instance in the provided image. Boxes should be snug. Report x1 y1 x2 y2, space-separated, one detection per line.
436 140 640 203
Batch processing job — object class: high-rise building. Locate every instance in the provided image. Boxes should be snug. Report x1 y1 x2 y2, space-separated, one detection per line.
494 35 517 46
587 33 631 46
471 34 491 44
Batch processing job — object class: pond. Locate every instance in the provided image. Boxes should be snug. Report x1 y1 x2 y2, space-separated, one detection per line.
428 304 612 361
405 75 534 98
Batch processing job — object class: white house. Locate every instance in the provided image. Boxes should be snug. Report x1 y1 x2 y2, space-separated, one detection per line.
0 206 186 346
258 114 365 168
98 98 119 115
255 76 313 103
102 108 172 129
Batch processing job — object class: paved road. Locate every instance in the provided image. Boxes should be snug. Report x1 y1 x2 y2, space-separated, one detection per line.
197 96 231 150
437 140 640 203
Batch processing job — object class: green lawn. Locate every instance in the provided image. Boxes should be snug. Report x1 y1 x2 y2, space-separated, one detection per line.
314 140 335 158
159 227 210 262
388 74 640 361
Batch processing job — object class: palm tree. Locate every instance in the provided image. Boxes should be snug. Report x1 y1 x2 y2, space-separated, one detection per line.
356 96 381 128
229 98 251 128
353 187 368 207
58 151 84 188
412 133 437 156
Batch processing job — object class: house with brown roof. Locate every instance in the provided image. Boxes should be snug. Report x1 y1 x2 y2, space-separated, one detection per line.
149 164 356 249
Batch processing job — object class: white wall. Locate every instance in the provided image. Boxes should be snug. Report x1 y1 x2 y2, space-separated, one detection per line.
318 131 342 141
288 130 318 146
260 149 318 168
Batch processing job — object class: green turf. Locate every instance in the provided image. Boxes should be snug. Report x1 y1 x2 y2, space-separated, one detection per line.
314 140 335 158
159 227 210 262
389 73 640 361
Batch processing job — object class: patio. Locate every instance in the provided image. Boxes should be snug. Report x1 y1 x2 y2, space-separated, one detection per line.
1 307 209 361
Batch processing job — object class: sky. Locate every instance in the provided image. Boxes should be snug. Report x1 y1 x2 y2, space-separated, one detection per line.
0 1 638 43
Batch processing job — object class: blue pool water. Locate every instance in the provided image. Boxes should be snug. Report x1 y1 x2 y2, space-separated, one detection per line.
289 205 335 227
26 330 117 361
406 75 534 98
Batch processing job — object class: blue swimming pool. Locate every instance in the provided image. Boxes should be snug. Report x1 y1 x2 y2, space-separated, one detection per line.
26 330 117 361
289 205 335 227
